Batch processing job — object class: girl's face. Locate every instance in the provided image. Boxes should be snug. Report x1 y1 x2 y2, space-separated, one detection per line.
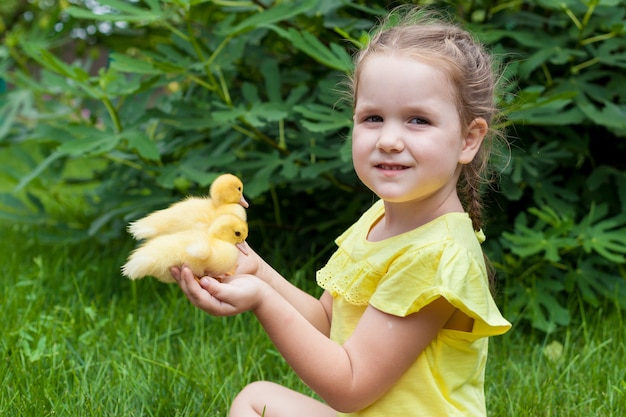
352 54 484 209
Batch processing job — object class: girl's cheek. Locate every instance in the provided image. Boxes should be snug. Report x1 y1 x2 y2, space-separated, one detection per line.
351 132 365 153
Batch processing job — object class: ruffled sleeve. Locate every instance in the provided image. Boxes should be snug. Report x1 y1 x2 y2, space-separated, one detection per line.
369 239 511 337
317 203 510 337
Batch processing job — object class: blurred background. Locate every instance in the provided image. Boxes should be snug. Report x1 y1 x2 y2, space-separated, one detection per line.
1 0 625 352
2 1 626 415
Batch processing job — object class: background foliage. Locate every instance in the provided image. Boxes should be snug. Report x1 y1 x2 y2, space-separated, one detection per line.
1 0 625 332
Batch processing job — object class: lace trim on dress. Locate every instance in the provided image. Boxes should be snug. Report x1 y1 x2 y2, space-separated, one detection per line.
316 248 382 306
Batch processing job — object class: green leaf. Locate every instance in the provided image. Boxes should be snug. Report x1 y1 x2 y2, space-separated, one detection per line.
532 285 570 332
300 159 345 179
0 90 32 141
0 193 29 212
179 165 222 188
243 163 278 198
280 154 300 180
241 82 260 104
20 45 102 98
506 89 582 125
568 258 625 307
577 205 626 263
65 0 164 23
576 96 626 132
57 133 121 157
261 59 282 103
21 45 73 78
15 151 64 191
100 0 161 13
212 106 246 124
245 102 288 127
503 210 579 262
285 85 309 106
24 191 45 213
147 45 196 72
528 206 573 230
88 205 135 236
596 37 626 69
109 53 162 75
98 69 145 97
478 29 556 49
224 0 318 35
269 26 353 72
293 104 352 133
124 131 160 161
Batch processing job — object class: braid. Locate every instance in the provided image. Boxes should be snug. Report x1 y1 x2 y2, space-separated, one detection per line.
460 157 499 293
459 151 490 232
460 156 501 292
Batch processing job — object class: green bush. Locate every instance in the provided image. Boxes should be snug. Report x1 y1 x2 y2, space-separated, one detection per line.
477 0 626 331
1 0 625 332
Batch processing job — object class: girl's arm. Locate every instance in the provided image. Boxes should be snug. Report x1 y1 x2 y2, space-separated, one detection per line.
240 244 333 335
172 242 332 335
174 267 455 413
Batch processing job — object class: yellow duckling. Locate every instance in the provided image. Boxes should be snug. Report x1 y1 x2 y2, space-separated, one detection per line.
128 173 248 241
121 213 248 283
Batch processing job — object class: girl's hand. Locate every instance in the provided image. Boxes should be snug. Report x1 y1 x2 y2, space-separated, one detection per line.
233 241 260 276
171 265 268 316
232 242 276 287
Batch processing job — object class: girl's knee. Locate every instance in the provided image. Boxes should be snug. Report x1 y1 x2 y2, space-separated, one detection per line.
230 381 275 416
229 381 335 417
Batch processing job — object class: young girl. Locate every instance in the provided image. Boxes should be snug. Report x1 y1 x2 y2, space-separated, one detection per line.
172 7 511 417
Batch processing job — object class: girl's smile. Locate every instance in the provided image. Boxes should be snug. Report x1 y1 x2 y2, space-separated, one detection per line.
374 162 409 171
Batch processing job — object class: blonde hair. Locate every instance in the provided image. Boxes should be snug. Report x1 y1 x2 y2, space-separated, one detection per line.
350 7 507 232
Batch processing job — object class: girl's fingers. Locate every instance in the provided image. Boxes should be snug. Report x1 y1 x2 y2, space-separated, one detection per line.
174 266 237 316
170 266 182 281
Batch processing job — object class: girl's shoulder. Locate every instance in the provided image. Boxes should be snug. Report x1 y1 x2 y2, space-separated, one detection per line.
319 203 484 305
319 202 510 334
338 200 482 257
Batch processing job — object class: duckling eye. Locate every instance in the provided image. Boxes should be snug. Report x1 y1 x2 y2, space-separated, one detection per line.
237 187 242 191
235 231 241 237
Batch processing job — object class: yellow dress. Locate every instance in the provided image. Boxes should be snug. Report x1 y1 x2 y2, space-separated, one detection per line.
316 200 511 417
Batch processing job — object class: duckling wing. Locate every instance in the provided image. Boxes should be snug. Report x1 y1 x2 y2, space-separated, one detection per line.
122 231 209 283
199 240 241 277
128 197 214 240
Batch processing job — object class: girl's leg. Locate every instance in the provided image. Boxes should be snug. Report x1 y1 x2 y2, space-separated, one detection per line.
229 381 336 417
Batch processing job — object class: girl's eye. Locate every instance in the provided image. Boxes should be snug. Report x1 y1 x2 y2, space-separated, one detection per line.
409 117 429 125
364 115 383 123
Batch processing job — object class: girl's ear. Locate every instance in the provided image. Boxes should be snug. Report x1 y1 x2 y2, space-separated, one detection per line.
459 118 488 164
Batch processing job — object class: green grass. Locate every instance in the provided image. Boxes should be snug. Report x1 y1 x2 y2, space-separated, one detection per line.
0 224 310 416
486 304 626 416
1 223 625 416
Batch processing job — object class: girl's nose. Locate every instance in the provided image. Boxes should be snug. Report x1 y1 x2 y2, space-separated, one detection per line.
376 124 405 152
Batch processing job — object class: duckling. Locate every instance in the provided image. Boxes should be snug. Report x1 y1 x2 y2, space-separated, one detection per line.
122 213 248 283
128 173 248 240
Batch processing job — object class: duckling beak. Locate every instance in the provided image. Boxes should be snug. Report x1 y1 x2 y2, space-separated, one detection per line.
236 242 249 256
239 196 249 208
